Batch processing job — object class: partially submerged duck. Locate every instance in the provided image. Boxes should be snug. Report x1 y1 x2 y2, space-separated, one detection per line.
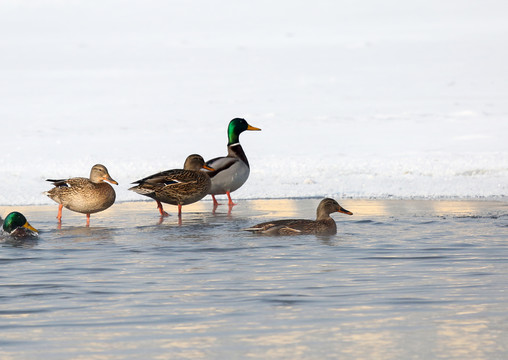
129 154 214 217
1 211 38 237
45 164 118 226
203 118 261 207
243 198 353 235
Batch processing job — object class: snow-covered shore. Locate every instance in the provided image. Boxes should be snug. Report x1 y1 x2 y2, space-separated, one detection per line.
1 0 507 205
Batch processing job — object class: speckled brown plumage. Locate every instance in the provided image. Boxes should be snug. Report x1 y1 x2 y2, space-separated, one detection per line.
129 154 213 216
243 198 353 235
45 164 118 224
47 178 116 213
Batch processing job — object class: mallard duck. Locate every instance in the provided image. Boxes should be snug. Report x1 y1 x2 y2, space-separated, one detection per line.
203 118 261 207
129 154 214 217
243 198 353 235
45 164 118 226
1 211 38 237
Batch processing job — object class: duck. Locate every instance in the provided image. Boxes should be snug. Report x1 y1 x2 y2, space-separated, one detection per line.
243 198 353 235
129 154 214 217
203 118 261 208
45 164 118 226
1 211 38 237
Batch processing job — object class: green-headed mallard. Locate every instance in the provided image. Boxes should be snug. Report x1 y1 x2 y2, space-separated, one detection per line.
129 154 214 217
243 198 353 235
1 211 38 237
45 164 118 226
203 118 261 208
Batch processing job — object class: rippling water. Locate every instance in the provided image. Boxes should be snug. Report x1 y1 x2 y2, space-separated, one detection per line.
1 199 507 359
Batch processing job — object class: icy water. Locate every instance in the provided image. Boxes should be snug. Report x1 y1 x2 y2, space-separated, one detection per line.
1 199 507 359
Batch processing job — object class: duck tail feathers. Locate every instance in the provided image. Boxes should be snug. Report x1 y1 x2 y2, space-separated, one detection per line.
128 186 155 195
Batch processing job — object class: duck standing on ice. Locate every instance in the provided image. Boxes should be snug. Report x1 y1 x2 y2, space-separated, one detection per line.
129 154 214 220
203 118 261 209
45 164 118 226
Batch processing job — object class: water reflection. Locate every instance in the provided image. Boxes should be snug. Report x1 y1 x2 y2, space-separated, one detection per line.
49 226 116 244
437 306 496 359
249 199 300 218
0 235 39 248
344 199 505 218
0 199 507 359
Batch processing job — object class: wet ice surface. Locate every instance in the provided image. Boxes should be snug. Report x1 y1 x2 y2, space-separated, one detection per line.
1 199 507 359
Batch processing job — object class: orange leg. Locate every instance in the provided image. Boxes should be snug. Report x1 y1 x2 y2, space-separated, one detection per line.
86 213 90 227
226 191 236 207
157 200 170 217
57 204 63 221
211 195 220 207
178 204 182 217
211 196 219 215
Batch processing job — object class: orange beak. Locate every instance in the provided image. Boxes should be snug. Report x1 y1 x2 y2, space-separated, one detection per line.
247 125 261 131
104 175 118 185
338 206 353 215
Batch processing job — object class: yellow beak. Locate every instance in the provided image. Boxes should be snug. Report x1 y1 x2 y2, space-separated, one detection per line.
23 221 38 233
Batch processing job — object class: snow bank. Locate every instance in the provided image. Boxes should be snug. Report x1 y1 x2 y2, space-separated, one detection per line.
1 0 507 205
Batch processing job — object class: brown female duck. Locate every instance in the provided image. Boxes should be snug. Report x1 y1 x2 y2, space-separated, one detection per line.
45 164 118 226
129 154 214 217
243 198 353 235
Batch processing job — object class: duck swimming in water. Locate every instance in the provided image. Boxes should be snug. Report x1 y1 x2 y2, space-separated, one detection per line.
203 118 261 208
45 164 118 226
243 198 353 235
1 211 38 237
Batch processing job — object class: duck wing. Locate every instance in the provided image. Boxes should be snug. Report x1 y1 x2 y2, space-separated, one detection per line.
204 156 238 178
46 177 89 188
243 223 302 235
46 178 70 187
132 170 199 186
243 219 309 235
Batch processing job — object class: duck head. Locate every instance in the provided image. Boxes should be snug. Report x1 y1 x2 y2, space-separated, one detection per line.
317 198 353 220
90 164 118 185
227 118 261 145
183 154 215 171
2 212 38 234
